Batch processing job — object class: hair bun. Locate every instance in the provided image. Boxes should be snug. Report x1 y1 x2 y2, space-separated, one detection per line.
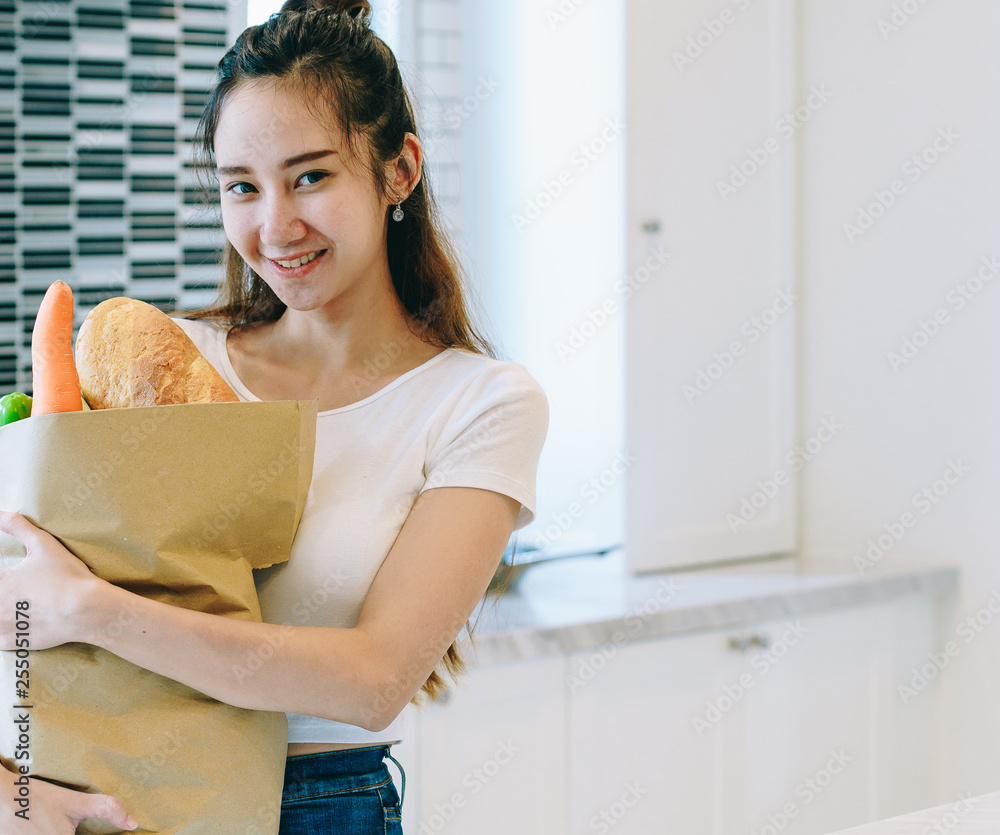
278 0 370 19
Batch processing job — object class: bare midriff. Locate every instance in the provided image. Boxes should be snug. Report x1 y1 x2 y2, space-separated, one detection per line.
287 740 401 757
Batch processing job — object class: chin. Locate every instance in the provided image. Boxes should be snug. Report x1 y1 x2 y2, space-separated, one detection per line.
273 294 325 312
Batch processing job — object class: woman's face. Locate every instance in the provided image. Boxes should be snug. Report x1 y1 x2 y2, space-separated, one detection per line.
213 79 392 314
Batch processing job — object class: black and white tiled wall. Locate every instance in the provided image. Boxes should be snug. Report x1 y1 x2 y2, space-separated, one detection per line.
2 0 463 396
3 0 234 395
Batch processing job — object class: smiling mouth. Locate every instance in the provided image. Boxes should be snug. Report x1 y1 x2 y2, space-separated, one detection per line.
271 250 325 268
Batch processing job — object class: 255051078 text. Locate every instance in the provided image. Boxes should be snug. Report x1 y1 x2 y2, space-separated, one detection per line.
11 600 32 820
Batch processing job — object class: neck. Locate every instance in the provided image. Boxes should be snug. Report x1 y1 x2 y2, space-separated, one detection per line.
266 274 433 385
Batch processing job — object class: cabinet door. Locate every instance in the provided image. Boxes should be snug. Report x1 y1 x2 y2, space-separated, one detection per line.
625 0 799 571
413 654 568 835
567 597 939 834
567 628 736 834
717 605 881 834
718 596 939 832
867 593 938 820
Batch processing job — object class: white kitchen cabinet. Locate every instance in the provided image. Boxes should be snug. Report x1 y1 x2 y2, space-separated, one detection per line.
403 594 940 834
718 605 881 834
625 0 800 572
567 627 730 834
865 593 939 820
411 654 569 834
565 607 873 835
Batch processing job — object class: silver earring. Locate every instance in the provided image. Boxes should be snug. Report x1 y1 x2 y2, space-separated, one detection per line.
392 195 404 222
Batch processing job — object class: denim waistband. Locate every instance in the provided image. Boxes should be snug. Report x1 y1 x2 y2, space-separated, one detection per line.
282 745 405 806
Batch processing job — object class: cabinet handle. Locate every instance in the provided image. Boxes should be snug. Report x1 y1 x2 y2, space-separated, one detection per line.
641 219 661 234
728 633 771 652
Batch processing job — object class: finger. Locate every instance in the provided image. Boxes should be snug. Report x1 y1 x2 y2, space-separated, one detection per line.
0 511 44 551
74 792 138 830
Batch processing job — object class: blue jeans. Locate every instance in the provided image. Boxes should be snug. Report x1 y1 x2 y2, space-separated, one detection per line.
279 745 405 834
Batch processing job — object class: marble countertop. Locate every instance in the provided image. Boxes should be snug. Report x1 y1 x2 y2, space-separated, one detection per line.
464 548 960 665
825 790 999 833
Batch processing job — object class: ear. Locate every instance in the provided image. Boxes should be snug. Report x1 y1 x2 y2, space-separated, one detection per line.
388 132 423 204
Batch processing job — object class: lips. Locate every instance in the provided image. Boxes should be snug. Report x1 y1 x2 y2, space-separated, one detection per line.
270 249 324 268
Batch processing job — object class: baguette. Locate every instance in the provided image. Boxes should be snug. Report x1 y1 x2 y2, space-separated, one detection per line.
76 297 239 409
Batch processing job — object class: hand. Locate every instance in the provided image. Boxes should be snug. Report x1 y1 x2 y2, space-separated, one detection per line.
0 511 103 650
0 765 138 833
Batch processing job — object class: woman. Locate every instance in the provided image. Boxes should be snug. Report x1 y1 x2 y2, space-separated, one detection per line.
0 1 548 832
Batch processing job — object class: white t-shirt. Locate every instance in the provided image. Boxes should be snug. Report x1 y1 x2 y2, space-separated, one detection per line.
172 316 549 745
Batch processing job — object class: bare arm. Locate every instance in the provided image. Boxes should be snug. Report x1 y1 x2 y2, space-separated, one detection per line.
0 486 519 732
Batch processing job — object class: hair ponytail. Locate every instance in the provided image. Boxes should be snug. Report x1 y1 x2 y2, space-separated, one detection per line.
279 0 369 17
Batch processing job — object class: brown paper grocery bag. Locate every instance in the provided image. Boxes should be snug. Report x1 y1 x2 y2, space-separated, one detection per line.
0 399 317 834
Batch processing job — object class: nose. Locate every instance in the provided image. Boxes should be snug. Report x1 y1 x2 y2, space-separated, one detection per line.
259 191 307 247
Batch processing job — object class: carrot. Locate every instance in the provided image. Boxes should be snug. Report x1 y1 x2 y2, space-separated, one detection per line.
31 280 83 415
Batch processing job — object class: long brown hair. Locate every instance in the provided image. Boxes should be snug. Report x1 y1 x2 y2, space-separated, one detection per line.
184 0 510 703
186 0 494 356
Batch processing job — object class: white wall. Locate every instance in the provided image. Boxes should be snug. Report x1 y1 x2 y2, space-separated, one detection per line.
456 0 627 554
239 1 628 555
798 0 1000 803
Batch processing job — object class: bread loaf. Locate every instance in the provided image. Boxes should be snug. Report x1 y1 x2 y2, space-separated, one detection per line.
76 297 239 409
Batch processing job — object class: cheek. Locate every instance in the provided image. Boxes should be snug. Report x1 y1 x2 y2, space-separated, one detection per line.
221 206 253 249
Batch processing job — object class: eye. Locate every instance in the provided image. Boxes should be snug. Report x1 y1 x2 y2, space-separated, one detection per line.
298 171 328 186
223 171 327 196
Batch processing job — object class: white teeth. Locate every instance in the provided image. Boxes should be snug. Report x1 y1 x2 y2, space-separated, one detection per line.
275 250 320 268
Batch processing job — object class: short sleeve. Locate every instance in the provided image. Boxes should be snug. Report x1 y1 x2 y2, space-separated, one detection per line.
419 363 549 530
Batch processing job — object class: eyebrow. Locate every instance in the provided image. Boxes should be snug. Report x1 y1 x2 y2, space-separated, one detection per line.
216 149 338 177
